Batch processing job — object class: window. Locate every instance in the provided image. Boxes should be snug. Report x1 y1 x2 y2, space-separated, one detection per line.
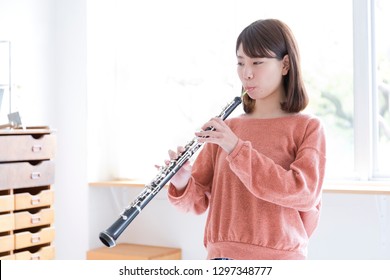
374 0 390 177
87 0 389 182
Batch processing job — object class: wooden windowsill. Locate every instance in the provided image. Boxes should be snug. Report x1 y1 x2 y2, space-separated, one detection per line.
89 179 390 195
89 179 147 188
322 180 390 195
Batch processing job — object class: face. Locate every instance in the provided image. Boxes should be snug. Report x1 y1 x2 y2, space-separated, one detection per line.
236 44 289 102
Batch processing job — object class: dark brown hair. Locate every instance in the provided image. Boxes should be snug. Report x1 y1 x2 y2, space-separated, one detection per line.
236 19 308 113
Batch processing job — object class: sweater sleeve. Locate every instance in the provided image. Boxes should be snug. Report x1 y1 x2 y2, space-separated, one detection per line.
227 118 326 211
167 143 216 214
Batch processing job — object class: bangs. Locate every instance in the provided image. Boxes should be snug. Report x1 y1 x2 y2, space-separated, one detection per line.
236 20 287 59
237 30 275 58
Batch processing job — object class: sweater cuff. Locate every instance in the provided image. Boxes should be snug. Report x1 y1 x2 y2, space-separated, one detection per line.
167 177 193 200
227 138 246 162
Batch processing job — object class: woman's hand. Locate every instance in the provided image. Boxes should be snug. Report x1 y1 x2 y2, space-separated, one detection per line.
195 117 239 154
160 146 192 191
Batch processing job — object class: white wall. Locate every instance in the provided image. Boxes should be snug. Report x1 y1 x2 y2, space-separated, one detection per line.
50 0 88 259
0 0 89 259
309 193 390 259
0 0 55 125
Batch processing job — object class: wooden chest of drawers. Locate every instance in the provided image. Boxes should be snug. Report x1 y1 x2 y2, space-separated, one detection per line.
0 128 56 260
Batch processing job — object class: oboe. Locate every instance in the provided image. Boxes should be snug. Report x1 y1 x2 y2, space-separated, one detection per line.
99 94 244 247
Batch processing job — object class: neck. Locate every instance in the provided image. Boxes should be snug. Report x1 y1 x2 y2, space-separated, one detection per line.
250 102 287 119
249 89 289 119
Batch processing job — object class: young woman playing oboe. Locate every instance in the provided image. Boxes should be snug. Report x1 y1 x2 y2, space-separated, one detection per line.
167 19 326 260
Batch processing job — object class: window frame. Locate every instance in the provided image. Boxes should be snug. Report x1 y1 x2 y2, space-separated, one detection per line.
353 0 388 180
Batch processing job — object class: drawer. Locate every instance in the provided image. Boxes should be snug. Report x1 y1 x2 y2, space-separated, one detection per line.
0 134 56 162
14 208 54 230
0 194 14 212
14 245 55 260
0 234 14 252
0 160 55 190
15 227 55 250
14 189 54 210
0 213 14 232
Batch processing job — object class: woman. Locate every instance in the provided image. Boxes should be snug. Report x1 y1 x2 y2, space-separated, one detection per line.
167 19 326 260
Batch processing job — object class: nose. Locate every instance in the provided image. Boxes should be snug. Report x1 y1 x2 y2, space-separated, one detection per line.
243 66 253 80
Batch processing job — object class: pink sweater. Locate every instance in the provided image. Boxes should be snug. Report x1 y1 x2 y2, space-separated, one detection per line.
168 113 326 259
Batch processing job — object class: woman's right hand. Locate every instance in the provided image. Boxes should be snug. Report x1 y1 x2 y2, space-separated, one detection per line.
165 146 192 191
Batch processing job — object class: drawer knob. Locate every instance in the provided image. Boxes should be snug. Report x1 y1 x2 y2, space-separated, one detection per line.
31 216 41 224
31 197 41 205
32 144 43 152
31 172 41 180
31 236 41 243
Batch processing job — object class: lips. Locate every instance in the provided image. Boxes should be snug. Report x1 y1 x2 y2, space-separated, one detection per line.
245 86 256 92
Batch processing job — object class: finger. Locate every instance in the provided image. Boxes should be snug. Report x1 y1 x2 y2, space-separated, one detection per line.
211 117 224 125
195 131 207 138
182 161 192 171
201 117 225 131
195 130 221 139
168 149 177 159
201 123 217 132
201 118 216 131
196 135 219 144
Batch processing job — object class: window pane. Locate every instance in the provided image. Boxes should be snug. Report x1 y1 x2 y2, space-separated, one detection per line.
374 0 390 177
88 0 354 180
296 2 354 179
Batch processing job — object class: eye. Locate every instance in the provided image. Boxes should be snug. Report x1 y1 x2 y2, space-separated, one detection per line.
253 61 264 65
237 61 244 66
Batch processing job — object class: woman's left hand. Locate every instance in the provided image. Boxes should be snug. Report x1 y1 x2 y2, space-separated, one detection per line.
195 117 239 154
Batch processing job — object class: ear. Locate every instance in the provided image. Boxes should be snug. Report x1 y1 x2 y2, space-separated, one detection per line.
282 54 290 75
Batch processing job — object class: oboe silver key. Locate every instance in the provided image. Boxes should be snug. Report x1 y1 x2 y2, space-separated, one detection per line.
99 93 245 247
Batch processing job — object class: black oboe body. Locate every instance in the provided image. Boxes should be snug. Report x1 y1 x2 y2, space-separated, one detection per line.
99 95 243 247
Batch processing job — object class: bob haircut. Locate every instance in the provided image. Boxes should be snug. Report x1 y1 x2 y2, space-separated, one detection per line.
236 19 308 113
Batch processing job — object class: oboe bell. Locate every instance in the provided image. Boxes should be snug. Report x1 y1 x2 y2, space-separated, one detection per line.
98 94 244 247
